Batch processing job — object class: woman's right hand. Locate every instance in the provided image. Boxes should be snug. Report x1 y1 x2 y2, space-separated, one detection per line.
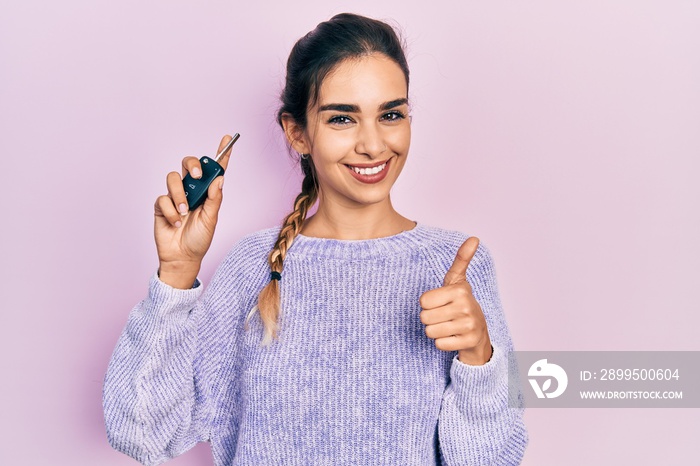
153 135 235 289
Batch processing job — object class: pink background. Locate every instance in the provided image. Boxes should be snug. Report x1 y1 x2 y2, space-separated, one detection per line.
2 1 698 465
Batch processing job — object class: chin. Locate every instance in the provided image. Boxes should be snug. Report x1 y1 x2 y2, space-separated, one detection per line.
348 190 393 206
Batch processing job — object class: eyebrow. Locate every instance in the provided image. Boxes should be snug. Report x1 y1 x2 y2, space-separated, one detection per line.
317 98 408 113
380 98 409 111
318 103 360 113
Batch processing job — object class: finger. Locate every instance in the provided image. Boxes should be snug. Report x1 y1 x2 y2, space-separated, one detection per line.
443 236 480 287
166 171 189 216
434 334 477 353
154 194 182 228
424 319 469 340
434 331 491 351
419 300 471 325
215 134 235 171
200 175 224 221
182 156 202 179
419 283 469 310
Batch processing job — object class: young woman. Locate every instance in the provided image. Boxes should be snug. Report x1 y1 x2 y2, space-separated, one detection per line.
103 13 528 466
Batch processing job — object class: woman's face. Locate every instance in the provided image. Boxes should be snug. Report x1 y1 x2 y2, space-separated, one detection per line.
300 53 411 209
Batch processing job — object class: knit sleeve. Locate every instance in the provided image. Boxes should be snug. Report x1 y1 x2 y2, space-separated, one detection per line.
437 243 528 465
102 264 244 466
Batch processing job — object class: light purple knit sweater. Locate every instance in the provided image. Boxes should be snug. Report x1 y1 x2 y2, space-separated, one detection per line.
103 223 528 465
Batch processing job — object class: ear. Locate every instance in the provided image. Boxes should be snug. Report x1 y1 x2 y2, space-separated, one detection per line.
280 113 310 155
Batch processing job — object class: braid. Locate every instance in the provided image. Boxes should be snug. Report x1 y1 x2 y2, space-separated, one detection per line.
249 157 318 346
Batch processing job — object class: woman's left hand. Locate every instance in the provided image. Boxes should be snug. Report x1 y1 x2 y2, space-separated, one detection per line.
419 237 493 365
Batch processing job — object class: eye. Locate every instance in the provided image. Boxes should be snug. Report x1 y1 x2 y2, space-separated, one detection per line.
327 115 354 126
380 111 406 122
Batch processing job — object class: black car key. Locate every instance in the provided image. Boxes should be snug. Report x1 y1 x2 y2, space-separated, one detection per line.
182 133 240 210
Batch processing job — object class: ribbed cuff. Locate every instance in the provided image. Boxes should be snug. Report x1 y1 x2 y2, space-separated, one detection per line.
448 343 511 419
146 271 203 322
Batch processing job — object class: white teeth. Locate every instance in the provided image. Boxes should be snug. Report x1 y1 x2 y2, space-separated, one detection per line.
351 163 386 176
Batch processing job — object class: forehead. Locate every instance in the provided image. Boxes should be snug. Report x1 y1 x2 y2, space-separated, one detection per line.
316 54 408 107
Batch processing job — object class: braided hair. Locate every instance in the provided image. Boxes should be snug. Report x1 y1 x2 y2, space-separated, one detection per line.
249 157 318 345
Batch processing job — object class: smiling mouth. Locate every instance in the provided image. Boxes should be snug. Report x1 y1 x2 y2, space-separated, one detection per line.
343 158 393 184
346 162 387 175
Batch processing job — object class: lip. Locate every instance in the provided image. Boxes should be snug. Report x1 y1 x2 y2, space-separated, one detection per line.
344 160 390 169
344 158 392 184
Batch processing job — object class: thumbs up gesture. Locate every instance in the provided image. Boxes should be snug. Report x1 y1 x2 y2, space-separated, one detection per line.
419 237 493 366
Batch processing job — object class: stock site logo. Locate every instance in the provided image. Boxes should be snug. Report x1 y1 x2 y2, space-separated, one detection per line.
528 359 568 399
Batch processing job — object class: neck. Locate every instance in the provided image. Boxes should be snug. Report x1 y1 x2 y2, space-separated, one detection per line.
300 195 415 240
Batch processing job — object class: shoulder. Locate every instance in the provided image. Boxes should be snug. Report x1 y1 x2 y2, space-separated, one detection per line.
417 224 470 248
223 224 282 267
230 225 282 256
207 226 281 297
217 226 279 268
416 223 497 276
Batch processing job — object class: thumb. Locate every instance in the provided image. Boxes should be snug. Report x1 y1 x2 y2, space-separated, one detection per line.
443 236 480 286
200 175 224 219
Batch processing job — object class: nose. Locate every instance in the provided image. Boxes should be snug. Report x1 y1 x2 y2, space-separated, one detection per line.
354 122 387 158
